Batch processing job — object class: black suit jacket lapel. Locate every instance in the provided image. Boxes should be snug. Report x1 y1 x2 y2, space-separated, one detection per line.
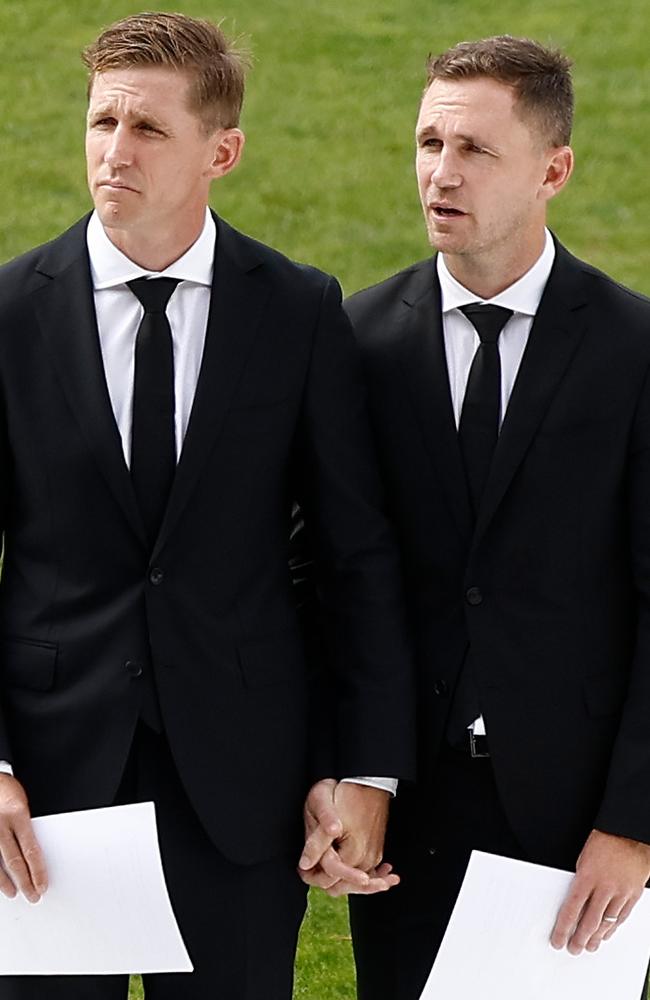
33 216 147 545
393 259 473 542
153 215 271 555
473 240 590 545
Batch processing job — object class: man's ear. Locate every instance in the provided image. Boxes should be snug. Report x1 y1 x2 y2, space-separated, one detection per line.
207 128 245 180
540 145 574 203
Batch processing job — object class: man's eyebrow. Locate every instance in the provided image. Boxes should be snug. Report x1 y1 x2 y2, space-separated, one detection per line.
415 124 439 141
87 104 113 118
416 125 498 152
87 104 168 128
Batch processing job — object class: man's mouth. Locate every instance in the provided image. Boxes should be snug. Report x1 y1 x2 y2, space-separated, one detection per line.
99 180 137 192
431 205 465 218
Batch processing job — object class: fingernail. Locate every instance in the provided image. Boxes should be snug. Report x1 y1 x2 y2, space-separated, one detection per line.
298 854 311 870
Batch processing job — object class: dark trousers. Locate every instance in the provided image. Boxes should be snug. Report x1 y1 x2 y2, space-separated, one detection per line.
350 746 649 1000
350 746 527 1000
1 724 307 1000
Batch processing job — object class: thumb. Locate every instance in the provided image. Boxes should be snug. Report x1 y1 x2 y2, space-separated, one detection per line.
300 780 343 869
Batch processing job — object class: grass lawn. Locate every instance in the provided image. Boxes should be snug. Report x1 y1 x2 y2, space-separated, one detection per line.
1 1 650 997
2 0 650 293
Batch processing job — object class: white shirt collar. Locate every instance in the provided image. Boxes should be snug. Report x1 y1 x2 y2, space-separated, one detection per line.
86 207 216 290
437 228 556 317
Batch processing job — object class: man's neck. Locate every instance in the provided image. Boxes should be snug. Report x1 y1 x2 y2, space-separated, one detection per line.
442 230 547 300
101 213 207 271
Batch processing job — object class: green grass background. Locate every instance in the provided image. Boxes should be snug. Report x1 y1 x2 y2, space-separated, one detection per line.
1 0 650 997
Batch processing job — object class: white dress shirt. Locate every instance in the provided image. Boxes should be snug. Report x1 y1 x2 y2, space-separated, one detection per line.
87 208 214 466
439 228 556 735
1 211 395 796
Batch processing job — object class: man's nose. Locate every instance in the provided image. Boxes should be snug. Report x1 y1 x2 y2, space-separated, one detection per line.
431 146 462 189
104 125 133 168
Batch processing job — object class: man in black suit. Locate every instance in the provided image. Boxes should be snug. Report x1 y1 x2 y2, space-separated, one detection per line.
0 12 414 999
338 35 650 1000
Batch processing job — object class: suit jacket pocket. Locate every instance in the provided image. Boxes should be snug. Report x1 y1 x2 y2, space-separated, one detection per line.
582 671 625 719
1 636 58 691
237 628 305 688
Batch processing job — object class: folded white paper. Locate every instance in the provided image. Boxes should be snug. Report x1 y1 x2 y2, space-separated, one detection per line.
421 850 650 1000
0 802 193 975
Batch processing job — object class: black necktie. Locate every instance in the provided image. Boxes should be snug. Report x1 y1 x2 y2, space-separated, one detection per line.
458 304 513 513
127 277 180 546
446 304 513 747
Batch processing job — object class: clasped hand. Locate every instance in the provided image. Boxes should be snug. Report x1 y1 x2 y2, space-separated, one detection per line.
298 779 398 897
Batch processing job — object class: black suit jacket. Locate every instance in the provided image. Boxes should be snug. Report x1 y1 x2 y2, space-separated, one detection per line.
346 240 650 867
0 212 414 865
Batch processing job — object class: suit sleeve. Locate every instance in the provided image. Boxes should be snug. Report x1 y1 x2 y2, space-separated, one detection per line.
294 276 415 782
0 383 12 763
595 361 650 843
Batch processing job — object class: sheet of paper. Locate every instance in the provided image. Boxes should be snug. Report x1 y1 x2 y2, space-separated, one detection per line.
421 850 650 1000
0 801 193 975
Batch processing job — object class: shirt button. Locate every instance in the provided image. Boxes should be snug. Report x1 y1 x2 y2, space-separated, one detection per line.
125 660 142 678
149 567 164 586
466 587 483 606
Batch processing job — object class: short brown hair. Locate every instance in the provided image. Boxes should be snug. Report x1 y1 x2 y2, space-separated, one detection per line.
82 12 249 131
425 35 573 147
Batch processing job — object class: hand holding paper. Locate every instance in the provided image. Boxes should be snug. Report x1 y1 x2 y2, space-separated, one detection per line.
421 851 650 1000
551 829 650 954
0 802 192 976
0 773 47 903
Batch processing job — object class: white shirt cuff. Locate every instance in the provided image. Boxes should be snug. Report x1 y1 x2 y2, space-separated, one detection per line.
0 761 14 776
341 776 398 796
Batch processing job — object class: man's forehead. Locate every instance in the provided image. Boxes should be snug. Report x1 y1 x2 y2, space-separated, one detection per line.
418 76 517 122
88 66 192 106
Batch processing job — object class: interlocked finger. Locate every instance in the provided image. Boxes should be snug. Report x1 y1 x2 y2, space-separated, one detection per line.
326 862 399 898
318 846 370 888
298 864 340 890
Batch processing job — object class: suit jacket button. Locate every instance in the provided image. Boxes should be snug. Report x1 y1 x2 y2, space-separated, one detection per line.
466 587 483 606
149 567 164 586
125 660 142 677
433 679 449 697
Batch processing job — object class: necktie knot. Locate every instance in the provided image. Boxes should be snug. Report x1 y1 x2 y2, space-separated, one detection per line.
460 304 513 344
127 277 180 314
